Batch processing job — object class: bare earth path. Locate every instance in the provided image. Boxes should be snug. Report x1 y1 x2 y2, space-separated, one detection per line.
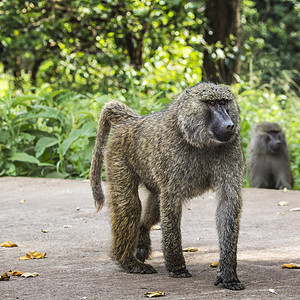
1 177 300 299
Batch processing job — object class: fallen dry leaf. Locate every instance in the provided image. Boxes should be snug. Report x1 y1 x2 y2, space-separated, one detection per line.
8 270 23 276
277 201 289 206
0 273 10 281
183 247 198 252
19 255 31 260
1 240 18 248
41 229 49 233
29 250 46 259
21 272 39 278
144 292 165 298
282 263 300 269
210 262 219 268
19 250 46 260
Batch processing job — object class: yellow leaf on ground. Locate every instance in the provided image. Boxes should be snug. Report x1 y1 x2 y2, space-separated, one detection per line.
183 247 198 252
19 250 46 260
19 255 31 260
1 240 18 247
8 270 23 276
0 273 10 281
282 263 300 269
210 262 219 268
29 250 46 259
144 292 165 298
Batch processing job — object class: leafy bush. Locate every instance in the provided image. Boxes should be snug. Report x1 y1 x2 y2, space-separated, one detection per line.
0 87 106 178
1 81 299 189
234 78 300 189
0 81 172 179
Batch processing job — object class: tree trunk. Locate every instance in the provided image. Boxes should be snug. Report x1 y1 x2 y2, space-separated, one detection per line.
203 0 240 84
125 32 144 71
31 57 44 87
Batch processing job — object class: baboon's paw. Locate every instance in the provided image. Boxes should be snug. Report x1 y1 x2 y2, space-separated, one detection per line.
214 277 245 290
124 263 157 274
169 267 192 278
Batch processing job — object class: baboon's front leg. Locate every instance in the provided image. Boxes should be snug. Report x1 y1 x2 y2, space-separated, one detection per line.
160 194 191 278
214 187 245 290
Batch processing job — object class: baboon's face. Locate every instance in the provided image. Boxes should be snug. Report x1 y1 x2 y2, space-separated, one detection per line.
206 99 235 143
251 123 286 155
176 84 239 148
264 131 283 153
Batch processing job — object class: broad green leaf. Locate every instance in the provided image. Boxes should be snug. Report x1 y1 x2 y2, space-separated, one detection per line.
20 132 35 142
0 130 9 143
14 112 61 122
81 121 96 136
25 129 53 139
157 97 170 105
8 152 40 164
38 162 55 167
35 137 58 157
50 89 69 98
60 129 82 156
140 107 151 116
45 171 66 178
11 95 38 107
94 95 110 105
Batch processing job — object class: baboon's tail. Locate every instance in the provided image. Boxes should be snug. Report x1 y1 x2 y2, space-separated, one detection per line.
90 101 139 212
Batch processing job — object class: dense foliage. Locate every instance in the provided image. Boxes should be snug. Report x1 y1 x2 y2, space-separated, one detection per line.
1 81 299 189
0 0 205 95
0 0 299 189
241 0 300 88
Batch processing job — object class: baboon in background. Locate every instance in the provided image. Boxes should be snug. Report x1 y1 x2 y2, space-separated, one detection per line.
247 122 294 189
90 82 245 290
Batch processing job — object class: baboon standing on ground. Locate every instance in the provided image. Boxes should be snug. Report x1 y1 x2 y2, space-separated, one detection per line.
90 82 245 290
247 122 294 189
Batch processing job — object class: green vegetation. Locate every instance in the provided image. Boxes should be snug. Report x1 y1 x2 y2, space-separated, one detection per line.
235 79 300 189
0 88 98 178
0 0 299 189
1 79 299 188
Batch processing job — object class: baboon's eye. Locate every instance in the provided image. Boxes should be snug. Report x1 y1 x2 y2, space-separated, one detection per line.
220 99 227 105
209 100 216 106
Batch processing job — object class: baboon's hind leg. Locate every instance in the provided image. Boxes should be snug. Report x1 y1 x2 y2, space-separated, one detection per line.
107 164 157 274
136 191 160 262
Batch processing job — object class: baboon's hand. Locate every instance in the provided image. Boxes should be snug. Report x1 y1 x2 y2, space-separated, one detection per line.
214 275 245 290
169 267 192 278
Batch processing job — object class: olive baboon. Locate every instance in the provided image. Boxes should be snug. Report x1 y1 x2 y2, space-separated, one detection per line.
247 122 294 189
90 82 245 290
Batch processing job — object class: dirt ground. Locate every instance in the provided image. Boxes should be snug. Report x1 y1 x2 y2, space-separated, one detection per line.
0 177 299 300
